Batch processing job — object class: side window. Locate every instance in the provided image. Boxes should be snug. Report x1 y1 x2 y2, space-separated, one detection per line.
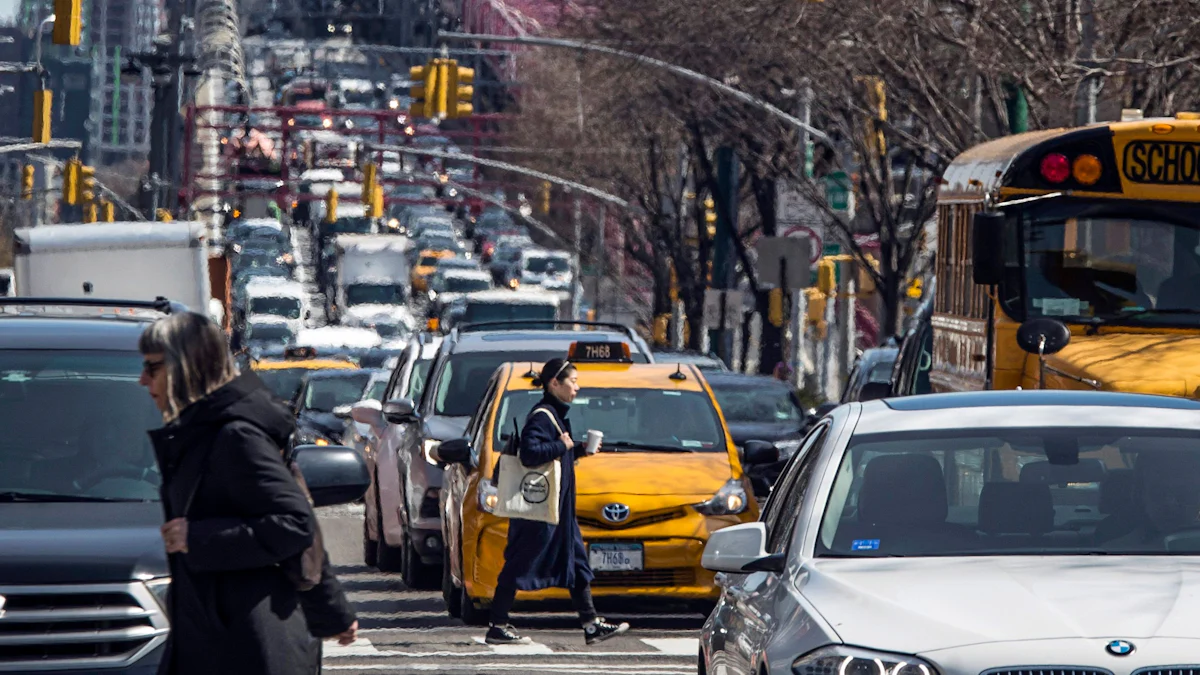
467 376 499 449
762 424 829 555
406 357 430 401
384 348 410 401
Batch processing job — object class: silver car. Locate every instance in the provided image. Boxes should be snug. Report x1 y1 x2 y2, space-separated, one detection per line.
700 390 1200 675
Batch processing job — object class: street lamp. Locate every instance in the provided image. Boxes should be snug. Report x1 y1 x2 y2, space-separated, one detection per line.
33 14 57 73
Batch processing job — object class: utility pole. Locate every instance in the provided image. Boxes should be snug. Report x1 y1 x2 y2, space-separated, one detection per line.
594 203 606 319
1076 0 1098 125
571 195 583 320
710 147 738 367
792 81 813 388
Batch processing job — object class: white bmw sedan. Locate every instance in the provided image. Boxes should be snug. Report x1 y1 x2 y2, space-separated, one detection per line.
700 390 1200 675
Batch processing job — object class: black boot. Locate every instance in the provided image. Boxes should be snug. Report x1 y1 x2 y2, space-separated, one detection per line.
485 624 532 645
583 617 629 645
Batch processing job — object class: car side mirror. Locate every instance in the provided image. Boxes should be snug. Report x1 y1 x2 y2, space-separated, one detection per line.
294 444 370 507
701 522 782 573
857 381 892 402
382 397 419 424
434 437 472 465
350 399 384 427
332 404 353 419
972 211 1006 285
1017 318 1071 356
742 440 779 466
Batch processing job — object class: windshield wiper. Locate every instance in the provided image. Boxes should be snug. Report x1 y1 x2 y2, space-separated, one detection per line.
0 491 146 503
602 440 696 453
1087 307 1200 333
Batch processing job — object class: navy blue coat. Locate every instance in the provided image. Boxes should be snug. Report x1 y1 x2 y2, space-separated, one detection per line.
497 394 594 591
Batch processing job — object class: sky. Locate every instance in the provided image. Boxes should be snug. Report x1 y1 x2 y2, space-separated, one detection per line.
0 0 17 23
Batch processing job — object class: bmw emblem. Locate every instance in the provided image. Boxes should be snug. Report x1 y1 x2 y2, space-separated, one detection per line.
1105 640 1135 657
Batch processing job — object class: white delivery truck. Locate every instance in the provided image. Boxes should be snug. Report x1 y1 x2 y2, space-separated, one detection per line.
331 234 408 323
13 221 213 313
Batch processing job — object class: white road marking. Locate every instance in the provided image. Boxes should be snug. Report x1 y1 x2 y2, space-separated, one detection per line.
324 666 692 673
641 637 700 656
323 637 381 656
472 635 554 654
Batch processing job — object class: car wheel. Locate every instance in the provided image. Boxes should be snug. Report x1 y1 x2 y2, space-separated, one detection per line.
442 545 462 618
375 507 405 573
362 497 378 566
459 581 489 627
403 531 439 590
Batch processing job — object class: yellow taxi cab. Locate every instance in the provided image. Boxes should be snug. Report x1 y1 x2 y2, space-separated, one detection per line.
436 341 778 625
250 345 359 412
410 249 457 295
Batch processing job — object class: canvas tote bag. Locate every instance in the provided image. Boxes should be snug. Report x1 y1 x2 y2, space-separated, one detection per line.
494 407 563 525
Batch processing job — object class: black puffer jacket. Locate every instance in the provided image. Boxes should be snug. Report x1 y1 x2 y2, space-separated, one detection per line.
149 372 320 675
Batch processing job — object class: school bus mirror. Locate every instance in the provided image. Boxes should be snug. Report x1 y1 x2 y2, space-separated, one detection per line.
972 211 1007 285
1016 318 1071 357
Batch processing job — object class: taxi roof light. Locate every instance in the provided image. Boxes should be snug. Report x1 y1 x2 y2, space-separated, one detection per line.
567 340 632 363
1072 154 1103 186
1040 153 1070 183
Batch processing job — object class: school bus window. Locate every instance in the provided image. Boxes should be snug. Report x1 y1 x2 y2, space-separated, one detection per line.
1011 206 1200 323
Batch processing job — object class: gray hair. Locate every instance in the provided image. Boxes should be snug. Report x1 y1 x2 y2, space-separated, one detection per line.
138 312 237 421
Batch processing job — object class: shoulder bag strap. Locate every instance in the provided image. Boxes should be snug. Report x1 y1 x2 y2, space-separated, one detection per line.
532 406 564 436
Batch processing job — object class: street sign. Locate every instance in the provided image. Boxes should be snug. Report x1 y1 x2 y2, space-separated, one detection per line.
755 237 811 291
825 171 853 214
782 224 822 264
704 289 743 330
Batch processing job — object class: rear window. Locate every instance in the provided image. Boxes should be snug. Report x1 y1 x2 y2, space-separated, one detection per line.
432 351 564 417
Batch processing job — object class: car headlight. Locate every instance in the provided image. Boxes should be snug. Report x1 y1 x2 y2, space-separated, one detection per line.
297 429 331 446
775 438 803 459
144 577 171 613
477 478 498 514
793 646 938 675
388 218 400 229
423 439 441 466
694 478 749 516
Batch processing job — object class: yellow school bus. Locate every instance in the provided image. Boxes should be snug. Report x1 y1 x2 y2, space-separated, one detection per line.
933 115 1200 395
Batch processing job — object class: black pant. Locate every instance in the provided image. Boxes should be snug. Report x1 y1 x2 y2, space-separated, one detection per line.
491 578 596 627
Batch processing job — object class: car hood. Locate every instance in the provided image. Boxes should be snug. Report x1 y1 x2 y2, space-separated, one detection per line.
425 414 469 441
1042 332 1200 395
575 452 732 497
0 502 167 583
804 556 1200 653
299 411 343 438
724 421 804 444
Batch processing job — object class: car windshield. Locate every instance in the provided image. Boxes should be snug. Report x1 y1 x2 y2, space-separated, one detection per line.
247 323 294 343
445 277 491 293
330 217 373 234
710 381 803 424
346 284 405 306
817 426 1200 557
249 296 301 319
0 350 163 501
493 388 726 452
526 255 570 274
366 379 388 401
235 254 275 270
1011 206 1200 325
256 368 310 402
464 301 556 325
433 351 565 417
421 236 458 251
304 374 372 411
419 255 444 267
373 323 406 339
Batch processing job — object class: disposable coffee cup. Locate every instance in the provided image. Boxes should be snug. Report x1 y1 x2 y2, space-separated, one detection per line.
585 430 603 455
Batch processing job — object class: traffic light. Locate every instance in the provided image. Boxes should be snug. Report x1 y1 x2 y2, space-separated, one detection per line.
449 63 474 118
817 258 837 296
435 58 451 118
32 90 51 143
63 158 80 205
362 162 377 201
324 188 338 224
155 208 172 222
703 196 717 237
540 181 550 214
52 0 82 45
79 165 95 204
101 201 115 222
409 62 438 119
366 184 383 218
82 201 97 223
768 288 785 328
21 164 34 200
907 277 923 299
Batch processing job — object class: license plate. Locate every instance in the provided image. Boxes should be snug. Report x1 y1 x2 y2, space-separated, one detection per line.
589 543 643 572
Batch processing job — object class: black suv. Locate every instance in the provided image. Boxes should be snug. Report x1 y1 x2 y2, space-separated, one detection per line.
0 298 368 673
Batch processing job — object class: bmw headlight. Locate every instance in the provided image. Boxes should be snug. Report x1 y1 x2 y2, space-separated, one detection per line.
793 646 937 675
144 577 171 613
694 478 748 516
477 478 498 514
423 439 442 466
775 438 803 459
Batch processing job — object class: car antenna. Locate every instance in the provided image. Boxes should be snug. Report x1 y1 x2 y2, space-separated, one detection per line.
522 362 538 379
669 363 687 381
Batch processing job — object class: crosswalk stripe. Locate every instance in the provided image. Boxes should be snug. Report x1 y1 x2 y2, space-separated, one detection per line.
472 635 555 654
323 664 693 674
640 637 700 656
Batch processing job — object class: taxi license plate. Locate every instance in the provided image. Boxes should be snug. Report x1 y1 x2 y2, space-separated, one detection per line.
589 543 643 572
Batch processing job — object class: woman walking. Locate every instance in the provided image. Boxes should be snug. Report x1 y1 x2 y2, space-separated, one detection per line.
486 358 630 646
139 312 352 674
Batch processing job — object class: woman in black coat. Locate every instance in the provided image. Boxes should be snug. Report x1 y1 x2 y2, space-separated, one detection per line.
486 358 630 646
138 312 353 675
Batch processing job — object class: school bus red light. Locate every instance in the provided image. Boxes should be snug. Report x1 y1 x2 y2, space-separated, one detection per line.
1072 154 1102 185
1040 153 1070 183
